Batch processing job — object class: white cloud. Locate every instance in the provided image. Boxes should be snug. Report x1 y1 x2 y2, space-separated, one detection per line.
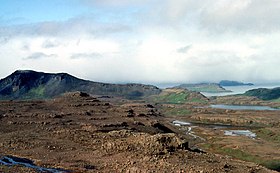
70 53 102 59
177 45 192 53
199 0 280 32
1 0 280 84
24 52 57 60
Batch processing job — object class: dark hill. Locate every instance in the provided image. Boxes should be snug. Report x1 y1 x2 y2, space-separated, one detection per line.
244 87 280 100
219 80 254 86
0 70 161 100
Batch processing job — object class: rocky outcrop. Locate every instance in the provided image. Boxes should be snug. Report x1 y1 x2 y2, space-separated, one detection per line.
102 130 189 155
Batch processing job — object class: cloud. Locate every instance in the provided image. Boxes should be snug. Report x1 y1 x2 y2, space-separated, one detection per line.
1 1 280 84
23 52 57 60
177 45 192 53
42 40 60 48
0 17 132 39
162 0 280 33
120 0 280 35
70 52 103 59
0 37 9 44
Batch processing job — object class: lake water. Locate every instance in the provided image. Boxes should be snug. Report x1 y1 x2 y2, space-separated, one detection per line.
210 104 279 111
201 84 280 97
172 120 256 139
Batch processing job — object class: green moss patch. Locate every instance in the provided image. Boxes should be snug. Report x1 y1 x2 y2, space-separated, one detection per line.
163 107 191 116
23 85 47 99
152 90 207 104
200 143 280 171
255 128 280 143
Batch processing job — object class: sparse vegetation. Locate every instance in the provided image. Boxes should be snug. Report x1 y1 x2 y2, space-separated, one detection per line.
151 88 208 104
175 83 231 93
154 92 189 104
163 107 191 116
189 98 208 103
219 147 260 163
24 85 46 99
201 143 280 171
255 128 280 143
271 98 280 102
244 87 280 100
262 160 280 172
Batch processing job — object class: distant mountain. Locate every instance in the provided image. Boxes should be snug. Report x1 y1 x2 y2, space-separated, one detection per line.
244 87 280 100
0 70 161 100
219 80 254 86
175 83 231 93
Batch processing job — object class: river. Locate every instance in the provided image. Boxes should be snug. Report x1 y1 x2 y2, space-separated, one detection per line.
0 155 70 173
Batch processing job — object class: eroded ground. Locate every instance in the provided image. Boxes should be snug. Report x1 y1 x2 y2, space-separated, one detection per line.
0 92 276 172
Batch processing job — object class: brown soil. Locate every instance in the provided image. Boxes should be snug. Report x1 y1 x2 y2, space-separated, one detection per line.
0 92 275 172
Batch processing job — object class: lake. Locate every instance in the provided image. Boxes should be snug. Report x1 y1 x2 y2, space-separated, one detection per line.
172 120 257 139
210 104 279 111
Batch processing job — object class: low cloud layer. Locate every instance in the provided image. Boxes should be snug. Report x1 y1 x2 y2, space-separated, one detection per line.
0 0 280 84
24 52 57 60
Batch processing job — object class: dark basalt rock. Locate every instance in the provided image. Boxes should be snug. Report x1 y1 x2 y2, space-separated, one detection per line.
0 70 161 100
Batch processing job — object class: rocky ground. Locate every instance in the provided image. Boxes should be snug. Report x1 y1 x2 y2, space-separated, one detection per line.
0 92 277 172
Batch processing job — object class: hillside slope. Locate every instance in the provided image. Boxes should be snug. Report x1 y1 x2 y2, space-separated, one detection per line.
0 93 275 172
176 83 231 93
244 87 280 100
0 70 161 100
150 88 209 104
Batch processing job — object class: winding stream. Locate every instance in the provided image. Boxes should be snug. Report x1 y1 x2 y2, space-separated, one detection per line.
0 155 71 173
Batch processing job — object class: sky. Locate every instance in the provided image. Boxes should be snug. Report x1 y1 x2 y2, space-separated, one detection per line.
0 0 280 84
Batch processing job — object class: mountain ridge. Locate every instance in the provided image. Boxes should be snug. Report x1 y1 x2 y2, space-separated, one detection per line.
219 80 254 86
0 70 161 100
